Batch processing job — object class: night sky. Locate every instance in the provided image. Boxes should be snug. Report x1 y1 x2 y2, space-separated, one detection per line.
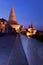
0 0 43 30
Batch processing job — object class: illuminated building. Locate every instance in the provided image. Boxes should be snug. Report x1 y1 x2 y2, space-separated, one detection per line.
20 25 26 35
26 24 37 37
0 18 7 32
9 6 20 32
0 6 37 35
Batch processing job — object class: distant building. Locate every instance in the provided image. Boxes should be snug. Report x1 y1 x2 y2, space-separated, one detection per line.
26 24 37 37
0 6 37 37
20 25 26 35
0 18 7 32
0 6 20 33
8 6 20 32
20 25 26 32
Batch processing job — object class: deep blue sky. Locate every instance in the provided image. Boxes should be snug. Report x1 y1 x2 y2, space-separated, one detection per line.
0 0 43 30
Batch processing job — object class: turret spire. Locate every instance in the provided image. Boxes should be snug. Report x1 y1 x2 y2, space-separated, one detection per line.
9 6 16 22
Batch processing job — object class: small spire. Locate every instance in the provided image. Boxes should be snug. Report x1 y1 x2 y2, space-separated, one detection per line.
9 6 16 22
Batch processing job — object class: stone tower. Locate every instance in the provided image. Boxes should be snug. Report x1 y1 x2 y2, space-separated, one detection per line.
8 6 20 32
9 6 17 24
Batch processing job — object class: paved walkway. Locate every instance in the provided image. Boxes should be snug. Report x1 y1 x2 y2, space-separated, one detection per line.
20 34 43 65
0 34 43 65
0 34 28 65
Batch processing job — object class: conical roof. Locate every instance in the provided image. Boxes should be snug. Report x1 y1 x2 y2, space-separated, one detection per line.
9 6 17 24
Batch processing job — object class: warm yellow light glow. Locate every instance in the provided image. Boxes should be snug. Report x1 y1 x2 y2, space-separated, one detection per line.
0 21 7 32
26 32 33 36
11 24 20 32
33 30 37 35
11 25 20 29
26 29 37 37
0 24 5 29
2 24 5 27
4 22 7 24
1 21 7 25
28 27 37 35
28 28 32 31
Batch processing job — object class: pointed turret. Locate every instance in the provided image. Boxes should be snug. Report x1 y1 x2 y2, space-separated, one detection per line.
9 6 17 24
8 6 20 32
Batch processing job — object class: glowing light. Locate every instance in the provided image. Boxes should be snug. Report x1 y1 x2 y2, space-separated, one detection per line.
26 32 33 36
11 24 20 32
33 30 37 35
